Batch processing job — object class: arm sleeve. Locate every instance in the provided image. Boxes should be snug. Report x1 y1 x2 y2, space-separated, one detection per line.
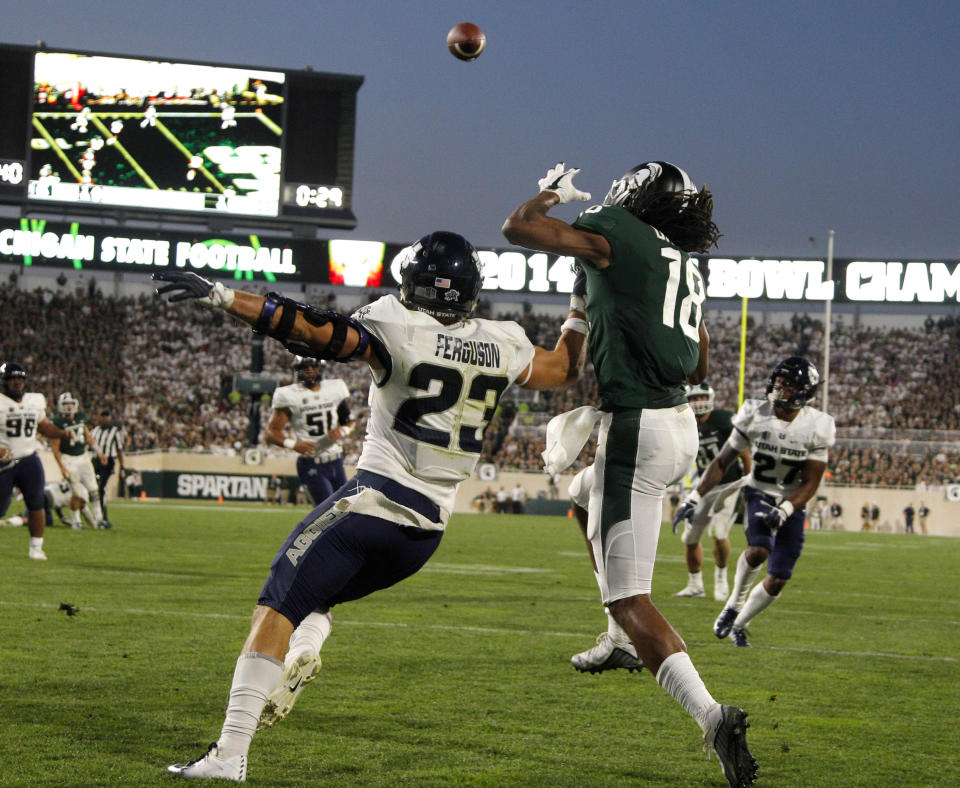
499 321 536 383
807 413 837 462
351 297 398 385
728 401 756 453
271 386 292 411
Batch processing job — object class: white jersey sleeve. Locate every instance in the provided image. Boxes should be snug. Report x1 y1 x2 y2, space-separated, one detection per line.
0 392 47 461
732 398 835 496
728 399 761 454
352 295 535 519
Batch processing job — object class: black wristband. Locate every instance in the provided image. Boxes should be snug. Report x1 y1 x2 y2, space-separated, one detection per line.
252 292 284 334
272 300 299 341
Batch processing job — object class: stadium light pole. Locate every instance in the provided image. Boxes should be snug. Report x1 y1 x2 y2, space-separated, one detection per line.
822 229 835 414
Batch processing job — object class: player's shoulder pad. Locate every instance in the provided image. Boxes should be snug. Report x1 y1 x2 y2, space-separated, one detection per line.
473 316 532 348
351 294 404 327
331 378 350 400
24 392 47 411
734 398 762 422
573 203 622 234
712 407 735 424
811 409 837 447
271 383 296 408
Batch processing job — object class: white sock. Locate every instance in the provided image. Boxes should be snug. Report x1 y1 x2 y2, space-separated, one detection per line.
217 652 283 758
656 651 722 736
687 570 704 589
727 552 764 611
89 499 104 523
82 506 97 527
603 607 631 645
286 610 333 665
71 510 82 526
30 536 43 550
734 583 778 629
714 565 728 585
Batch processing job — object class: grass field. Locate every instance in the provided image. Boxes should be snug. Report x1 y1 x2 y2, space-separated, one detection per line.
1 501 958 787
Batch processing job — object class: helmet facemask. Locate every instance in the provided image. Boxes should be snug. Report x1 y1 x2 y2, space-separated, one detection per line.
292 357 322 388
58 392 79 415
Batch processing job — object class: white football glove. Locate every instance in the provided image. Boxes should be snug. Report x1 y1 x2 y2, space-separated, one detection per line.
538 163 591 204
197 281 235 310
153 271 234 310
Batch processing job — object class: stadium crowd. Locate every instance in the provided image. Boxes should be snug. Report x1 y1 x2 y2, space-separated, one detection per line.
2 283 959 489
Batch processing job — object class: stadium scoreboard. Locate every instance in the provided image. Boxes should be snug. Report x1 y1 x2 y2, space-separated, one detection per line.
0 42 362 229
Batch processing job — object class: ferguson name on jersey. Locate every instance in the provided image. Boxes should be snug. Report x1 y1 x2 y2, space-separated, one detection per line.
353 294 534 519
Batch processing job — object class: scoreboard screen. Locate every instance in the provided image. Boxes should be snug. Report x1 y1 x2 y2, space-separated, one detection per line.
0 42 362 229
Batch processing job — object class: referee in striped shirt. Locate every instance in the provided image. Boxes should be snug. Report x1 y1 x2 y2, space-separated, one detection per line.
91 409 125 528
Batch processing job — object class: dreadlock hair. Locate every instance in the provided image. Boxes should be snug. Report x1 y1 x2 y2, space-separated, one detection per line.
622 186 721 253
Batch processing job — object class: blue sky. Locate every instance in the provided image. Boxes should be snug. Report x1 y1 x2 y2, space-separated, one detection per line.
5 0 958 258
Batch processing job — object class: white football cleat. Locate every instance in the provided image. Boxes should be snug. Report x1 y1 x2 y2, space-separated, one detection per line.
258 651 321 730
674 584 706 598
29 546 47 560
168 743 246 782
570 633 644 674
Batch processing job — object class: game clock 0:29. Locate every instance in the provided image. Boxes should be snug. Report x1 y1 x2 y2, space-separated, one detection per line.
285 183 344 210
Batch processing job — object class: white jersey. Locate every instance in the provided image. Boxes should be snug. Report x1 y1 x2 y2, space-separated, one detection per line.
353 295 535 521
271 378 351 460
0 392 47 461
727 398 835 497
46 479 88 508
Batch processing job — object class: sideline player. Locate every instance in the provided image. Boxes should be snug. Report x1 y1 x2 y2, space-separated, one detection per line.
0 362 69 559
265 357 353 505
504 162 756 786
918 502 930 534
676 357 835 647
154 230 588 782
50 393 109 529
673 382 751 601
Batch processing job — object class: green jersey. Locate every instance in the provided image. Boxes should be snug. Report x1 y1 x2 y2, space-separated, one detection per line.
51 411 90 456
695 409 743 485
573 205 705 410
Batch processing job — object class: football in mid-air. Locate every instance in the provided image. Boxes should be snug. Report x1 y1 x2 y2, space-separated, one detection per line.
447 22 486 61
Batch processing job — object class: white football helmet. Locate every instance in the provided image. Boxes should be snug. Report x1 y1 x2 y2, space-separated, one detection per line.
57 392 79 415
685 382 714 416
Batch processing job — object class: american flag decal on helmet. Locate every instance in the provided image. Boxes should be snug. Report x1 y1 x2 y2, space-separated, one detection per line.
435 277 451 288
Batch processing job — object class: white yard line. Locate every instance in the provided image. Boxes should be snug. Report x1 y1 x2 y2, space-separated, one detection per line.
1 600 954 662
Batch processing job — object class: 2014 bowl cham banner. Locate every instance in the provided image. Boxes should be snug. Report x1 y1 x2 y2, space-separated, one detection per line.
1 217 958 303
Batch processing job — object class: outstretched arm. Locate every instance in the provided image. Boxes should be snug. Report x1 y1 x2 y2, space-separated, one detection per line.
502 164 611 268
519 317 588 390
153 272 385 376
